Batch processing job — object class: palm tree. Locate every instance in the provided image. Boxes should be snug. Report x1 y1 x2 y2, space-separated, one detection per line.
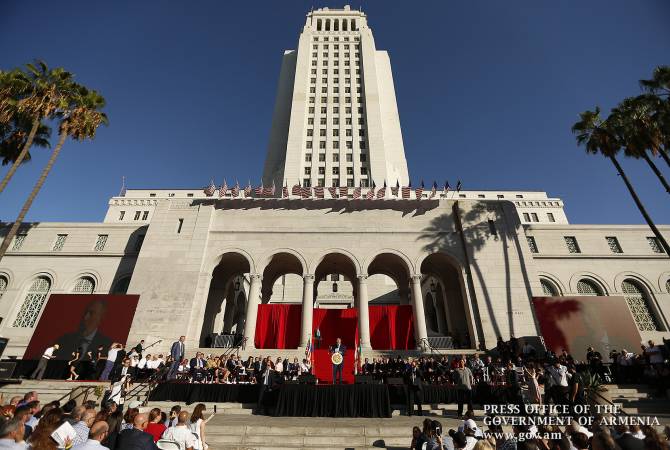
610 96 670 194
0 84 108 262
572 107 670 255
0 113 51 166
639 66 670 167
0 61 74 194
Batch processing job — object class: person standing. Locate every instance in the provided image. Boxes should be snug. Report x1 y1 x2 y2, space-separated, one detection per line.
100 343 122 381
330 337 346 384
168 336 186 380
524 365 542 405
546 359 569 405
255 359 277 415
453 360 474 419
404 360 424 416
30 344 58 380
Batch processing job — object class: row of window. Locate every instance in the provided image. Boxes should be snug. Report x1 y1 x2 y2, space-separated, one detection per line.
306 153 366 162
311 51 360 59
306 140 367 149
522 212 556 223
539 277 670 332
526 235 665 255
11 233 145 253
312 43 359 50
312 36 360 42
303 178 371 188
118 210 149 221
307 106 364 115
308 116 363 124
309 68 357 77
307 127 365 136
0 274 131 328
305 166 367 176
310 77 362 85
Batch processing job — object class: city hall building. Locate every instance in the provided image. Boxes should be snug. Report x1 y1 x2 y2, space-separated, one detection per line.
1 7 669 361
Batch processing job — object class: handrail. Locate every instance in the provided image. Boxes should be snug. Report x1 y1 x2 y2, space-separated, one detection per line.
54 384 100 406
124 365 170 406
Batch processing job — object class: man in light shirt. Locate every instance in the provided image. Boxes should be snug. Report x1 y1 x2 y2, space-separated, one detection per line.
30 344 58 380
72 408 96 446
546 360 569 405
0 417 27 449
100 343 122 381
72 421 109 450
161 411 195 450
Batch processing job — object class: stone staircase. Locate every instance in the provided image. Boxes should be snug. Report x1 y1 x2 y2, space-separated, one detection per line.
0 379 108 405
607 384 670 417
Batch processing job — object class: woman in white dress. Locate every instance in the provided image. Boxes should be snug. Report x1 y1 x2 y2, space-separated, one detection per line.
190 403 214 450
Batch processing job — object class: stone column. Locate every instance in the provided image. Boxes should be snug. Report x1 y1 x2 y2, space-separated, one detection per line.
357 275 372 350
242 274 262 350
300 274 315 347
410 274 429 350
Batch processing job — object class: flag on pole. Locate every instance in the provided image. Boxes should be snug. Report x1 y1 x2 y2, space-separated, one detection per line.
244 181 252 197
255 181 264 196
327 186 338 198
376 181 386 199
353 182 362 199
415 180 424 199
391 180 399 197
365 182 375 199
313 186 324 198
456 180 463 192
444 180 450 195
301 185 312 198
292 181 301 196
401 181 411 199
429 181 437 199
218 179 228 198
282 182 289 198
339 186 349 197
204 180 216 197
263 181 274 197
231 181 240 197
305 338 312 362
119 176 127 197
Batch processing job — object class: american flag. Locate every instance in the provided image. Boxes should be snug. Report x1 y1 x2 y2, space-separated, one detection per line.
444 181 450 196
204 180 216 197
231 181 240 197
244 181 252 197
282 184 289 198
301 186 312 198
305 338 313 363
263 181 275 197
353 184 362 199
376 181 387 199
391 180 399 197
365 184 375 199
255 182 264 196
291 182 301 196
401 181 411 199
456 180 462 192
429 181 437 199
339 186 349 197
415 180 424 200
327 186 338 198
218 180 228 198
313 186 324 199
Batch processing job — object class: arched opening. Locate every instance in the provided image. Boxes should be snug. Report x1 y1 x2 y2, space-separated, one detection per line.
261 252 304 304
424 292 439 333
576 278 604 296
200 252 251 346
13 276 51 328
314 253 357 308
342 19 348 31
621 279 661 331
351 19 357 31
540 278 560 296
334 19 339 31
367 252 411 304
325 19 331 31
317 19 322 31
111 276 131 295
420 253 471 348
73 276 95 294
0 275 8 301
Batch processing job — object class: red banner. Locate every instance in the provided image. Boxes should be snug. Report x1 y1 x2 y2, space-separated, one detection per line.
254 304 302 349
369 304 415 350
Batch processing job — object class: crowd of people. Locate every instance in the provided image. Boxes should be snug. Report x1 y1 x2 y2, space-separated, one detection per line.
0 390 213 449
410 415 670 450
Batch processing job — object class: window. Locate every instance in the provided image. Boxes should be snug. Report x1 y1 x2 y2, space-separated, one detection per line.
478 194 485 198
346 167 354 175
540 279 558 296
0 275 7 301
359 141 366 149
523 213 530 222
304 167 311 175
346 117 352 125
135 234 145 251
576 279 603 296
333 118 339 125
564 236 580 253
333 141 339 149
149 193 156 197
13 277 51 328
73 277 95 294
346 141 353 149
318 167 325 175
531 213 539 222
666 279 670 294
320 107 327 114
606 237 623 253
358 129 365 136
303 179 311 187
310 87 315 94
318 154 326 162
360 154 367 162
547 213 555 222
118 211 125 221
319 129 326 136
308 107 315 113
360 167 368 175
361 179 369 187
526 236 538 253
332 167 339 175
346 154 353 162
187 193 193 197
332 179 339 187
142 211 149 220
53 234 67 251
622 280 659 331
306 141 313 149
94 234 108 251
347 178 354 187
320 117 326 125
346 129 352 137
12 234 27 250
111 277 131 295
333 107 339 113
308 118 314 125
647 237 664 253
333 129 339 136
333 154 339 162
134 211 141 220
305 154 312 162
319 141 326 149
516 194 523 199
317 178 325 187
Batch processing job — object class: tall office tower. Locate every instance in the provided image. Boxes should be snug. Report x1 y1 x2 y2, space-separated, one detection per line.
263 6 409 191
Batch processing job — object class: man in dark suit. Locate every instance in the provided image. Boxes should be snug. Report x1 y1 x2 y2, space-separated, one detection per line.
404 360 424 416
115 412 159 450
110 358 132 384
167 335 186 380
614 426 645 450
330 337 346 384
255 358 281 415
56 299 112 360
189 352 206 382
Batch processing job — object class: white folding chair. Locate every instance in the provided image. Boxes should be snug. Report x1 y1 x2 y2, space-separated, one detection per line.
156 439 181 450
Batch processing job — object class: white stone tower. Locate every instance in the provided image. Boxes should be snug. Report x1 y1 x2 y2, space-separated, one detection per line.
263 6 409 190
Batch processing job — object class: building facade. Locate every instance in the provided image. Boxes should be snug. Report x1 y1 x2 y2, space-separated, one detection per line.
1 6 669 359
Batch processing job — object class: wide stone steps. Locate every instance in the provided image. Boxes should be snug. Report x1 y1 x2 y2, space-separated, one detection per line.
0 380 108 404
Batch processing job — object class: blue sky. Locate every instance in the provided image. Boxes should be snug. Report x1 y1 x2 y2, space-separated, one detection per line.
1 0 669 224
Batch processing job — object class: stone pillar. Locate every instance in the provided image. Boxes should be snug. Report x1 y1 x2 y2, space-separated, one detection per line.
357 275 372 350
300 274 315 347
242 274 262 350
411 275 429 350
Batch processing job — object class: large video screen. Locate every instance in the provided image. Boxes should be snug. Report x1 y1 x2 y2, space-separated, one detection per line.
24 294 140 360
532 296 643 360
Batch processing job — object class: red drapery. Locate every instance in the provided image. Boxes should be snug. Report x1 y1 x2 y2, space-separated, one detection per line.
254 304 302 349
369 305 415 350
